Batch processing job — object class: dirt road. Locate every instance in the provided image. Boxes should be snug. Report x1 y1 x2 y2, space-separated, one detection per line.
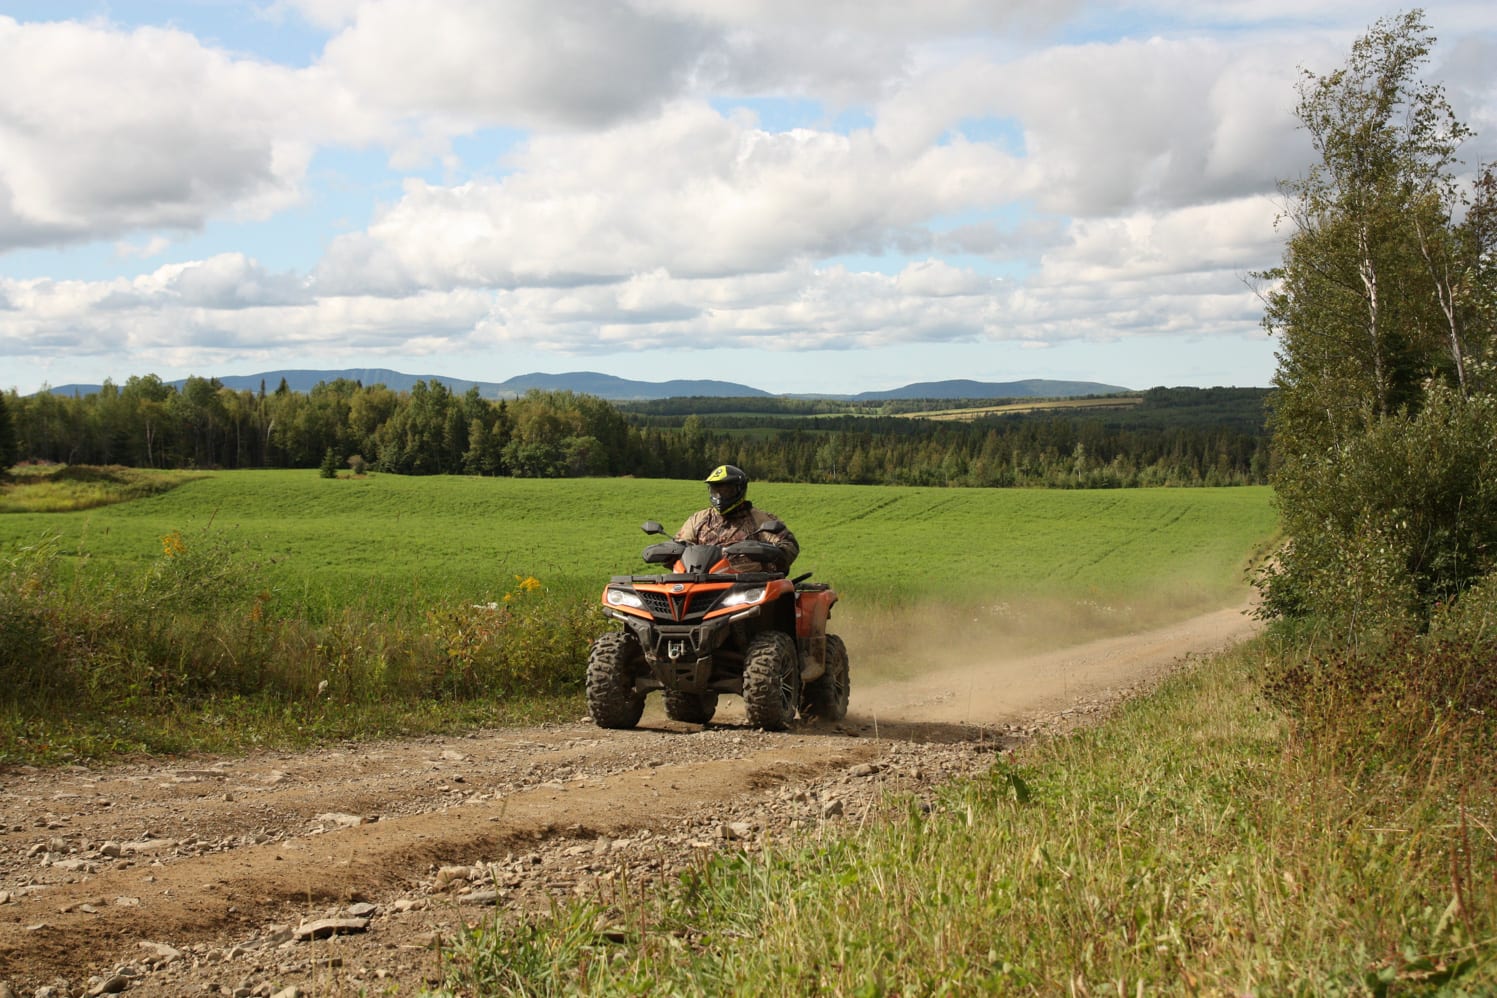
0 603 1259 997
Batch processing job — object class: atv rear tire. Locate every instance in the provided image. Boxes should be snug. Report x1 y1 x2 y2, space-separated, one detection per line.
800 633 849 722
664 691 719 725
587 631 646 729
742 630 800 731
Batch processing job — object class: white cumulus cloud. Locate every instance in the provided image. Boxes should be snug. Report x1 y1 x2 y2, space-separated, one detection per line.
315 101 1023 294
0 18 314 249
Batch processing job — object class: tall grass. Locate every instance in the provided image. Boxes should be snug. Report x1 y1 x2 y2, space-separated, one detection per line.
434 636 1496 995
0 525 602 764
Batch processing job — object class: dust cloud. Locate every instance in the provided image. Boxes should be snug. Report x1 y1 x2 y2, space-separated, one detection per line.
828 593 1260 733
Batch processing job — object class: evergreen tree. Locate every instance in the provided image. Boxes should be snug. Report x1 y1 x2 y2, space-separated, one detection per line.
0 391 17 471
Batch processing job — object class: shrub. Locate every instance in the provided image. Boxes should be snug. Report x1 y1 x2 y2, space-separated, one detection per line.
141 529 255 615
1263 386 1497 637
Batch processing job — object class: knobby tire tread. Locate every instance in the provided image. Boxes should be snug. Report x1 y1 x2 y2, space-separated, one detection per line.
587 631 646 729
801 633 850 722
664 691 719 725
742 630 799 731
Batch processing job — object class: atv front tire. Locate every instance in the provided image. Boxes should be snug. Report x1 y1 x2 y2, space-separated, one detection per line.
587 631 646 729
664 691 719 725
800 633 849 722
742 630 800 731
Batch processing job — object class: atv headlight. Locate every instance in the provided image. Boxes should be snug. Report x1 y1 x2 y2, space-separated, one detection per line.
606 588 645 609
719 587 766 608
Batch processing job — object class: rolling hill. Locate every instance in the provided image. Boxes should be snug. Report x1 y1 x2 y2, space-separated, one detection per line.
45 369 1131 401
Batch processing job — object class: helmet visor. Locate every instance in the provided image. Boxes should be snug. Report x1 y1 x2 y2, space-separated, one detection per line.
709 483 743 510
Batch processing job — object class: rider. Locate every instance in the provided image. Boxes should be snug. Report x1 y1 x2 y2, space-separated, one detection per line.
675 464 799 573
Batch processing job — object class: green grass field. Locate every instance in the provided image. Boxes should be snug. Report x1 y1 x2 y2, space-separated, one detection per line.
0 470 1278 617
897 395 1146 421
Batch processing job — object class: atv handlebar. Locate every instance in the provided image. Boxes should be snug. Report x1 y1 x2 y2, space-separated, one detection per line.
639 520 790 573
635 522 791 577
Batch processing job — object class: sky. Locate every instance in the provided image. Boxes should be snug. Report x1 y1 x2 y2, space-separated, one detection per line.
2 2 1495 398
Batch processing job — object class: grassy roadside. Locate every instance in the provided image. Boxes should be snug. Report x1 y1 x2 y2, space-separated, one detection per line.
435 636 1496 996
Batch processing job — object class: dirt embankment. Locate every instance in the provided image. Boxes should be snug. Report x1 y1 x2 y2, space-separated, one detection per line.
0 602 1259 997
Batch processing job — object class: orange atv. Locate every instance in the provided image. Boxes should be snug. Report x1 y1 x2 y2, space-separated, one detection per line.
587 520 849 731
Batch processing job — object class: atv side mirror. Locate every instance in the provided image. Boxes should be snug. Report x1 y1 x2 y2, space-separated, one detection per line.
641 520 666 536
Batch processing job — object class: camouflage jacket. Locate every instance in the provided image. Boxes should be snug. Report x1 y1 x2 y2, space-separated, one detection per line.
675 502 799 572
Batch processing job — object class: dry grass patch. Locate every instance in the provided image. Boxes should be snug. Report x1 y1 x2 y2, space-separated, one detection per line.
0 463 203 512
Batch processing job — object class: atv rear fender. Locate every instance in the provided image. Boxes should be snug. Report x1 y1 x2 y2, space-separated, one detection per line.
795 584 838 682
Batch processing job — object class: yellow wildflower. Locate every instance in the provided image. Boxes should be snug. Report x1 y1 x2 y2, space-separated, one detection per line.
162 531 187 558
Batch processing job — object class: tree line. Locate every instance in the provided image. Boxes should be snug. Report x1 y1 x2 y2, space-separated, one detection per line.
3 375 636 479
1 375 1267 488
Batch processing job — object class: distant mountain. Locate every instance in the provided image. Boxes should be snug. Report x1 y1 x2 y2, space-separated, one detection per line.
46 369 771 401
850 378 1131 400
44 369 1130 401
491 371 772 400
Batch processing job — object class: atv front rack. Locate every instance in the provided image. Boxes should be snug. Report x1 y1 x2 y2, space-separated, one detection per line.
609 571 786 584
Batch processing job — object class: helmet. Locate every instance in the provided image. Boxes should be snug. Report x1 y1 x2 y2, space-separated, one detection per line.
705 464 748 514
